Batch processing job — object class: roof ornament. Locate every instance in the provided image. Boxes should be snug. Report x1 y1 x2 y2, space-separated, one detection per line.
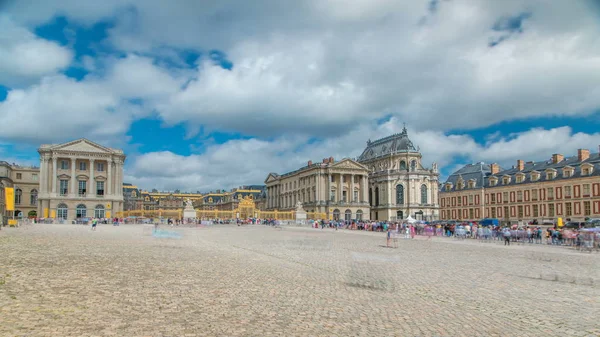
401 122 408 135
367 139 372 146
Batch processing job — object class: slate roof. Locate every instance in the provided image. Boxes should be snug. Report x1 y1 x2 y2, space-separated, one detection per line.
485 153 600 188
357 126 418 162
442 162 495 192
442 151 600 192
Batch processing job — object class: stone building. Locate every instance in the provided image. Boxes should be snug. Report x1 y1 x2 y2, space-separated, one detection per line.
0 161 40 219
265 157 370 221
440 148 600 224
123 183 143 211
37 139 126 220
357 127 440 221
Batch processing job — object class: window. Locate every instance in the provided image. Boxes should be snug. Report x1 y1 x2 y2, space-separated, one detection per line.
353 190 358 202
584 201 591 216
490 178 497 186
533 205 539 217
531 173 539 181
399 161 406 170
345 209 352 221
468 181 475 188
342 190 347 202
95 205 105 218
518 206 524 219
410 160 417 171
565 202 572 216
78 180 87 197
97 163 105 172
421 184 428 204
60 180 69 196
503 206 509 219
333 209 340 220
76 204 87 218
79 162 87 171
396 185 404 205
330 175 334 182
57 203 68 219
531 189 538 201
30 189 38 206
490 193 495 203
469 208 474 219
96 181 104 196
548 203 555 217
330 190 335 202
369 188 373 205
16 173 22 179
547 187 554 199
564 186 571 197
517 191 523 202
503 192 508 203
15 188 22 204
502 177 510 185
516 175 523 183
32 174 38 182
61 160 69 169
356 210 363 221
546 172 555 180
582 167 590 176
491 207 496 218
563 169 571 178
375 187 380 206
457 196 462 206
583 184 590 196
468 195 474 204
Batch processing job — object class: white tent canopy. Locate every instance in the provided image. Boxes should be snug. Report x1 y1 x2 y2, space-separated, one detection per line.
404 216 417 223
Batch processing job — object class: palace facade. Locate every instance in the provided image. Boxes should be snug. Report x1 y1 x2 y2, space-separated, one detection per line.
265 157 370 221
440 148 600 224
0 161 40 222
37 139 126 220
357 127 440 221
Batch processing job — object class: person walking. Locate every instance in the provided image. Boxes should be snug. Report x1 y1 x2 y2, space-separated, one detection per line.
91 218 97 231
503 228 511 245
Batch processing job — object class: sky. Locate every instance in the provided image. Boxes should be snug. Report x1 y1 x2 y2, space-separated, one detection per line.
1 0 600 192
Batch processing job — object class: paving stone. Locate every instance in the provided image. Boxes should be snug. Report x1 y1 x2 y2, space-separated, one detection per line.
0 224 598 336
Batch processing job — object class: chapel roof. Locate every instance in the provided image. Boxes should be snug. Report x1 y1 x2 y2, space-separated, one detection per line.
357 125 418 162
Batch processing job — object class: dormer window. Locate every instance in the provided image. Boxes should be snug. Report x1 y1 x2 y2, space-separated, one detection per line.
581 164 593 176
530 171 540 182
502 176 511 185
562 167 574 178
468 180 475 189
515 174 525 183
546 170 556 180
445 183 452 191
489 177 498 186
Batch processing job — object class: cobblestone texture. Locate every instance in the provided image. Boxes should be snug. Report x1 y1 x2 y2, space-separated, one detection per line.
1 224 599 337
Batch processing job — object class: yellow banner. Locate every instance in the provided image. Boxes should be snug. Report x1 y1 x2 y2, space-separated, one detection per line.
50 210 56 219
44 208 49 218
106 203 111 209
8 219 17 226
557 217 563 227
106 211 111 218
5 187 14 211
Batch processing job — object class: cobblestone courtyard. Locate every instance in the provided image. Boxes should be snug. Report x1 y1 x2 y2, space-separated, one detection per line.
1 224 599 337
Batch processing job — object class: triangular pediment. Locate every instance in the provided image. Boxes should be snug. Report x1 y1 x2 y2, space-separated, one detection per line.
53 139 113 154
265 173 279 184
329 158 367 170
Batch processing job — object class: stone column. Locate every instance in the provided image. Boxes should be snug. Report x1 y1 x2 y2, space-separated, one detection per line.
338 174 343 203
387 180 392 206
362 175 368 203
316 172 320 205
351 174 355 203
70 157 76 196
39 156 46 195
327 173 332 202
52 157 57 195
89 159 95 197
107 159 112 196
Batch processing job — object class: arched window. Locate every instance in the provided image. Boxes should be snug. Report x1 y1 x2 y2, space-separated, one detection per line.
345 209 352 221
396 185 404 205
57 203 68 219
30 189 38 206
399 161 407 170
410 160 417 172
15 188 22 205
95 205 105 218
375 187 380 206
356 210 363 221
369 188 373 205
333 209 340 220
76 204 87 218
421 184 428 204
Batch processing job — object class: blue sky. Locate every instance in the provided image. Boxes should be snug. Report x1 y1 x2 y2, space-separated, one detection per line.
1 0 600 191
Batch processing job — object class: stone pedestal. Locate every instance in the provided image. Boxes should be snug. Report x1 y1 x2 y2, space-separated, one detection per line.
183 198 196 221
295 201 307 224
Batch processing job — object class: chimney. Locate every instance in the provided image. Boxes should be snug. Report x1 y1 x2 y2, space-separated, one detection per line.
577 149 590 162
517 159 524 171
490 163 500 175
308 160 312 166
552 154 564 164
323 158 328 163
329 156 334 163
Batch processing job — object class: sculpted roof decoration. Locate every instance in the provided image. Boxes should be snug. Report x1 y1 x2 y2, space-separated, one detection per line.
357 125 419 162
39 138 124 155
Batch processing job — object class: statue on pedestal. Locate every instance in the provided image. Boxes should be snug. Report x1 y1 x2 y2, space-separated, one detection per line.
183 198 196 220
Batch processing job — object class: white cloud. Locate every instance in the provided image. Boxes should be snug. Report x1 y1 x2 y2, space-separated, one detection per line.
0 16 73 86
124 124 600 191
